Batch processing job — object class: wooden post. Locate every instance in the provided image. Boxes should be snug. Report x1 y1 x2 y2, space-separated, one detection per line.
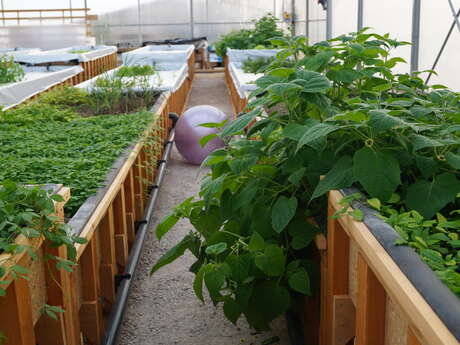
321 203 350 345
0 279 36 345
355 253 386 345
79 236 104 344
123 170 137 246
113 188 129 269
99 206 117 313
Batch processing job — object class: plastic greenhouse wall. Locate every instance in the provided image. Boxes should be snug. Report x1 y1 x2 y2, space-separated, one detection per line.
330 0 460 90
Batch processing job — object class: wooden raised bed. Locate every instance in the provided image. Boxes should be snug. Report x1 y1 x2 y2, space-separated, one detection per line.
224 61 248 116
0 75 191 345
320 190 460 345
71 52 118 85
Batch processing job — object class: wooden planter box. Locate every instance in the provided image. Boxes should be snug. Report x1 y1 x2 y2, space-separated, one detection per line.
0 76 192 345
72 52 118 85
224 61 248 116
319 190 460 345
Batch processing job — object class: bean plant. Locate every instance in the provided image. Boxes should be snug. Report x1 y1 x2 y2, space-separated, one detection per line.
0 56 24 84
153 29 460 331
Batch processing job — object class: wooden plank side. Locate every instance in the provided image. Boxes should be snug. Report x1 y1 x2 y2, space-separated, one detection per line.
321 204 350 345
407 327 423 345
355 253 386 345
0 279 36 345
329 190 458 345
333 295 356 345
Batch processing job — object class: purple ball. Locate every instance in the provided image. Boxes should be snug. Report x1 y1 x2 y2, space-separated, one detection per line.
175 105 227 165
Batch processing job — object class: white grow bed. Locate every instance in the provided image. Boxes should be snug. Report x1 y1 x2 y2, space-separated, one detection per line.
121 49 190 70
0 65 83 110
75 63 189 93
226 48 280 99
128 44 194 58
12 45 117 64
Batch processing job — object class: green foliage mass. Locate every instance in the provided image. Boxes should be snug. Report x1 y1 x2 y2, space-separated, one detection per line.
0 111 153 216
0 56 25 84
116 65 156 78
242 57 274 74
153 30 460 331
215 14 286 57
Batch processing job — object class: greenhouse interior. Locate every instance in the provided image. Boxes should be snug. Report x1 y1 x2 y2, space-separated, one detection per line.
0 0 459 344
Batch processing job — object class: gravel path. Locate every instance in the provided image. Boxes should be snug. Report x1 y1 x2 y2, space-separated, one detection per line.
117 73 289 345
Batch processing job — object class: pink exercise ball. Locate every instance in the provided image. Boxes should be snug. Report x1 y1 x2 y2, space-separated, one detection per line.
175 105 227 165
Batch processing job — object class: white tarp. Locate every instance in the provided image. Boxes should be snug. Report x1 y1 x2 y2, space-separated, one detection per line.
0 48 41 57
76 63 188 93
227 49 280 99
132 44 195 58
0 65 83 110
121 50 189 70
229 62 262 99
12 45 117 65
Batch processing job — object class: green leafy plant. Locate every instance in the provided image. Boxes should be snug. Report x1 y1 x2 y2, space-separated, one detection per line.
69 49 90 54
0 56 24 84
153 29 460 332
116 65 156 78
242 57 274 74
215 14 286 57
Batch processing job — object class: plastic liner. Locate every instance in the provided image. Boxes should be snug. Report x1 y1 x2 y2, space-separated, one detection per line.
121 50 190 68
142 37 207 46
0 65 83 110
12 45 117 65
228 62 262 99
75 64 189 93
341 188 460 341
131 44 195 58
0 48 41 57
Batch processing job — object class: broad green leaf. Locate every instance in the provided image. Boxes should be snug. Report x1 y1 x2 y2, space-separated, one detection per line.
220 111 258 137
411 135 444 151
226 254 251 283
288 269 311 295
349 209 364 221
301 50 334 71
288 218 318 250
255 244 286 276
367 198 381 210
353 147 401 201
311 155 355 200
282 123 309 141
415 155 440 178
446 152 460 169
293 70 331 93
193 264 213 302
327 69 361 83
406 173 460 218
296 123 338 152
199 133 218 147
150 234 195 274
205 242 227 255
228 155 258 174
204 266 226 299
201 149 228 166
248 232 265 252
271 196 298 233
223 298 242 324
288 168 307 186
267 82 302 98
232 180 259 210
268 67 295 78
368 110 416 132
156 213 179 240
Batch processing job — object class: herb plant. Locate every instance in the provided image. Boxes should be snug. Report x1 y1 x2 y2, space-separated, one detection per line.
153 29 460 332
116 65 156 78
242 57 274 74
0 56 25 84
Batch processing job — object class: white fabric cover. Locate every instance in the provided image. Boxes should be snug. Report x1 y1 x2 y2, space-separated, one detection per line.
121 50 189 70
76 64 188 93
131 44 194 58
226 48 280 69
229 62 263 99
12 45 117 64
0 65 83 110
0 48 41 57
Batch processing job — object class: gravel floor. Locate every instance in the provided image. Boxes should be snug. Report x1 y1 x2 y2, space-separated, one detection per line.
117 73 289 345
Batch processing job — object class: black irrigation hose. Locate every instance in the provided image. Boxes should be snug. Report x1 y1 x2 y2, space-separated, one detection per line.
102 117 177 345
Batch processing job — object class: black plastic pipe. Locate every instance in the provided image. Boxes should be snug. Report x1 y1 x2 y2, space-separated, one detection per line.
102 124 176 345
